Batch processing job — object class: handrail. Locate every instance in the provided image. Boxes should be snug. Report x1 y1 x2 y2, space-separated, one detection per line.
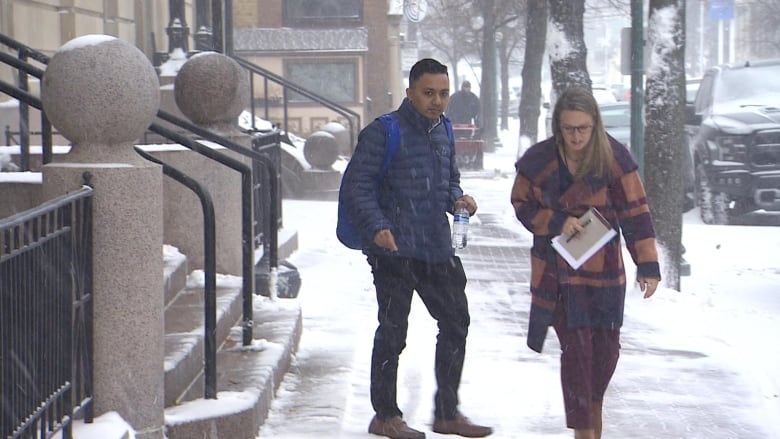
134 146 219 400
154 110 282 278
147 116 260 347
0 29 285 404
0 78 40 106
0 46 54 168
231 55 362 148
0 50 47 76
0 31 282 346
0 32 51 65
0 78 54 164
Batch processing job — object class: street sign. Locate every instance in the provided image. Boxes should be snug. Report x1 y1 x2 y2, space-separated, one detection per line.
709 0 734 20
404 0 428 23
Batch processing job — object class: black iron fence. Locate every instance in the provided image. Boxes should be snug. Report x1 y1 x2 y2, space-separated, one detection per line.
0 182 94 439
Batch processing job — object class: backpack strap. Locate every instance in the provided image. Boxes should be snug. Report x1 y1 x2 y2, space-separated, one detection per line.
377 112 401 179
443 116 454 145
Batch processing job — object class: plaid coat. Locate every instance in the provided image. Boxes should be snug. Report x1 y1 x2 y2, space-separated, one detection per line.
511 137 660 353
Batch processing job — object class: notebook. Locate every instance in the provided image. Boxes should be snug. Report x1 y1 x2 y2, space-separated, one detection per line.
551 207 617 269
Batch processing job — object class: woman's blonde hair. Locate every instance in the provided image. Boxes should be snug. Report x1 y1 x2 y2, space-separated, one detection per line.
551 87 614 179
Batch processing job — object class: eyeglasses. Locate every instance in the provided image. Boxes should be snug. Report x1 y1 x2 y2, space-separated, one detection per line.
561 125 593 135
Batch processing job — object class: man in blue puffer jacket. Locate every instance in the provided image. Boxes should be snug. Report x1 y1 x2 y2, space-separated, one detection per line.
341 58 492 439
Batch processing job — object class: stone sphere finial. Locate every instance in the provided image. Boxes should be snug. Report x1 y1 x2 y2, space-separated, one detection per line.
42 35 160 154
174 52 249 130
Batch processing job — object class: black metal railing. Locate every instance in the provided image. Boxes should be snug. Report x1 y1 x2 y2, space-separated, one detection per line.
133 147 219 399
139 111 283 397
231 55 362 151
1 182 94 439
0 28 284 402
4 126 61 150
151 110 283 304
0 33 54 170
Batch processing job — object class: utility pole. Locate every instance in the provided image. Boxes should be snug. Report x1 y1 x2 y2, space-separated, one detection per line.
630 0 644 178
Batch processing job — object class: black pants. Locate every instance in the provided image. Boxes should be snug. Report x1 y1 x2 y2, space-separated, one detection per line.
367 254 470 420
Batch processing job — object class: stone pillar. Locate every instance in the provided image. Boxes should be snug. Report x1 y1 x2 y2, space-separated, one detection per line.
387 4 404 110
155 51 251 276
40 35 165 439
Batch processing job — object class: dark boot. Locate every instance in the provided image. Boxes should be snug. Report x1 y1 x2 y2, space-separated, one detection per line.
368 415 425 439
432 411 492 437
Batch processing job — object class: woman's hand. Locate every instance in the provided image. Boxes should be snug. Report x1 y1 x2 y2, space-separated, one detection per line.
562 216 587 239
637 277 659 298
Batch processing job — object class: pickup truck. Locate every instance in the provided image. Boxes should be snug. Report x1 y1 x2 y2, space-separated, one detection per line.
685 59 780 224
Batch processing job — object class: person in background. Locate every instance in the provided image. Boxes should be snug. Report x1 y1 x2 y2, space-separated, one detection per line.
510 87 661 439
340 58 492 439
446 80 480 126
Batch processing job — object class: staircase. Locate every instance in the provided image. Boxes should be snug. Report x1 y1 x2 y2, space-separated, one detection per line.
161 245 302 439
0 31 305 439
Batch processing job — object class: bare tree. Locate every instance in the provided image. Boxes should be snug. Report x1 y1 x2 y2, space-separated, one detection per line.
547 0 590 99
749 0 780 57
422 1 525 144
419 0 480 87
518 0 547 147
644 0 686 290
496 1 525 131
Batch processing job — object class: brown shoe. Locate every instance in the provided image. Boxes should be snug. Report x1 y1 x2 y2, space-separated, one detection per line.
433 412 493 437
368 415 426 439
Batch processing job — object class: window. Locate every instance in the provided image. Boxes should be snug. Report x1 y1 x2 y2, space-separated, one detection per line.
284 0 362 26
286 60 357 104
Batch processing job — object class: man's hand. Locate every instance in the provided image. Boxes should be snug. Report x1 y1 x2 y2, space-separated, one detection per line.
373 229 398 252
455 194 478 215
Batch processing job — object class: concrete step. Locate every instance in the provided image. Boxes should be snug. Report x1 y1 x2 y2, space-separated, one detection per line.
163 244 188 307
161 231 302 438
164 298 303 439
163 281 243 407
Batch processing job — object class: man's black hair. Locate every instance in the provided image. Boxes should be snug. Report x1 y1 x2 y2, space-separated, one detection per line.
409 58 448 87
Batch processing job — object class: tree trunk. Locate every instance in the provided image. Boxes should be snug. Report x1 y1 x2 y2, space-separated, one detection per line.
518 0 547 150
479 0 498 152
499 37 509 131
644 0 686 290
547 0 590 99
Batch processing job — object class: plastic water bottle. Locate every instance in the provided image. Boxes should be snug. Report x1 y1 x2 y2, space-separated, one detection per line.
452 207 470 249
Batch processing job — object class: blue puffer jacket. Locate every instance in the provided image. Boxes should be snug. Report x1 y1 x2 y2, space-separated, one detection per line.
341 98 463 263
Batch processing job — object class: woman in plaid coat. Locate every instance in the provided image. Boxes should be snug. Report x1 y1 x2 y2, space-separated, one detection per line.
510 87 661 439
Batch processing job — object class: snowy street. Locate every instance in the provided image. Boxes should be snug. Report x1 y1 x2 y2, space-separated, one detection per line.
255 127 780 438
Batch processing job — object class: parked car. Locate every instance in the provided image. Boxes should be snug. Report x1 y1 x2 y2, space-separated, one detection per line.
592 85 618 104
685 59 780 224
544 85 619 138
599 102 631 148
686 77 701 104
610 83 631 101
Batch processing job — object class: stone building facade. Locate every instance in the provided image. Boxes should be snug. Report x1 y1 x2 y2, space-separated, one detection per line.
0 0 408 136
